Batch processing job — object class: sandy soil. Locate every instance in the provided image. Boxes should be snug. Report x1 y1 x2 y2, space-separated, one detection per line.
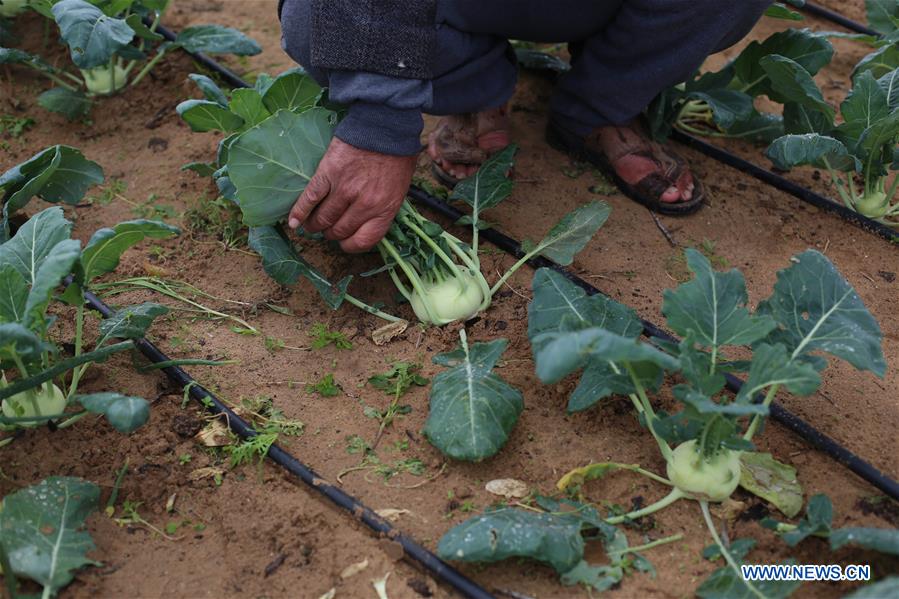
1 1 897 598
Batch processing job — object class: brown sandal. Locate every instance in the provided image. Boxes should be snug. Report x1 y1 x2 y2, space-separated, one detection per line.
428 107 511 188
546 118 704 215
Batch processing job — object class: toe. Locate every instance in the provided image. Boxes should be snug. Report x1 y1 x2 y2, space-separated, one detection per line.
661 186 681 203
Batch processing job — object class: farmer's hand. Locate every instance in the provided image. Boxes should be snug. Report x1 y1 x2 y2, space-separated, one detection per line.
287 138 417 253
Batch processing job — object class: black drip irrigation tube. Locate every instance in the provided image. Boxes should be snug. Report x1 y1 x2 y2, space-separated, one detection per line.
407 187 899 502
671 130 899 244
81 290 495 599
801 2 881 36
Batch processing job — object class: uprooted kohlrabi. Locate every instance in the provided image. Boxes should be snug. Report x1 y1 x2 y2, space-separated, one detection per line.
438 250 886 598
176 69 611 326
0 0 260 119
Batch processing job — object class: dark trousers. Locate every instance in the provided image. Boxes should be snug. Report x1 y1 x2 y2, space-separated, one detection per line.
281 1 771 153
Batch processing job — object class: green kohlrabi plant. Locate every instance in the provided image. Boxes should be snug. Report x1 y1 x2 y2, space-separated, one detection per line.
765 59 899 225
0 200 178 434
0 0 30 18
0 0 260 120
648 25 834 143
437 248 888 596
177 69 610 326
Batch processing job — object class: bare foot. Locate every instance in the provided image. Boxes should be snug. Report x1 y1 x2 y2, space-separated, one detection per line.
427 106 511 181
594 121 695 204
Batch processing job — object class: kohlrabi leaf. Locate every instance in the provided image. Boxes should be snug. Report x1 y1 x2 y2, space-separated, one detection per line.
261 69 322 114
662 249 775 351
760 55 834 121
124 13 163 41
732 28 834 95
567 360 658 413
867 0 899 34
74 392 150 433
450 144 517 216
228 108 334 226
766 134 860 171
533 327 678 385
673 385 768 416
856 109 899 164
0 323 50 363
854 44 899 79
724 111 785 143
780 493 833 546
23 238 81 330
81 219 179 282
52 0 135 68
176 99 245 133
0 145 103 216
98 302 168 340
424 333 522 461
845 578 899 599
697 558 801 599
735 343 822 402
0 477 100 595
783 102 833 135
877 67 899 111
561 560 624 593
679 338 727 396
188 73 229 107
764 3 803 20
528 201 610 266
437 507 585 573
0 207 73 285
0 265 27 324
37 88 92 121
229 88 271 128
181 161 216 177
0 47 54 70
739 452 804 518
174 25 261 55
838 70 890 144
686 89 755 129
248 225 350 309
830 527 899 555
757 250 885 377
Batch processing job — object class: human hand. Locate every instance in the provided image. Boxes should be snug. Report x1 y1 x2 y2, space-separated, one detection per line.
287 137 418 252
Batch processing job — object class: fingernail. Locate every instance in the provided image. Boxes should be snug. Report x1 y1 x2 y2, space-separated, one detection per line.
288 218 299 228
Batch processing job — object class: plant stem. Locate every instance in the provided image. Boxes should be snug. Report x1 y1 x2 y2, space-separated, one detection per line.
701 500 767 599
57 411 90 429
379 239 441 323
107 459 129 511
622 532 684 554
68 302 85 399
343 294 403 323
626 364 673 462
400 216 466 281
605 488 684 524
30 65 79 91
129 47 170 88
489 241 547 296
742 383 779 441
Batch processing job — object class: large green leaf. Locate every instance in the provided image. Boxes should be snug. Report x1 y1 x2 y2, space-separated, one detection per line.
856 109 899 167
525 201 610 266
0 323 50 363
174 25 261 55
261 69 321 114
37 88 92 121
854 44 899 79
248 225 350 309
735 343 821 404
0 146 103 216
757 250 885 377
450 145 517 219
724 111 785 144
229 88 270 129
228 109 334 226
0 207 73 285
732 28 834 95
98 302 168 340
686 89 755 129
424 334 522 461
838 71 890 145
697 558 801 599
867 0 899 34
74 392 149 433
760 55 834 121
0 477 100 595
23 238 81 330
0 265 27 324
739 452 804 518
533 327 679 385
877 67 899 111
846 578 899 599
52 0 134 68
176 99 244 133
663 249 775 352
830 527 899 555
81 219 179 282
783 102 833 135
766 134 860 171
437 508 585 573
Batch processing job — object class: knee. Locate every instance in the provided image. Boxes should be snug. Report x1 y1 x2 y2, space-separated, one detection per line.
280 0 327 84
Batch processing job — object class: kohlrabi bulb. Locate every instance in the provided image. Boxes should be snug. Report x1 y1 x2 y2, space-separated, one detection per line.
81 64 129 95
1 383 67 427
0 0 29 18
855 190 889 218
409 271 484 324
666 439 742 502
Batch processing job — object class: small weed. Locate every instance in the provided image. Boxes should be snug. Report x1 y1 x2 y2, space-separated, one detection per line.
225 432 278 469
307 373 340 397
366 361 428 449
184 196 247 248
85 178 128 206
309 323 353 350
240 395 304 436
0 115 35 137
665 240 728 282
131 194 178 220
178 453 192 465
